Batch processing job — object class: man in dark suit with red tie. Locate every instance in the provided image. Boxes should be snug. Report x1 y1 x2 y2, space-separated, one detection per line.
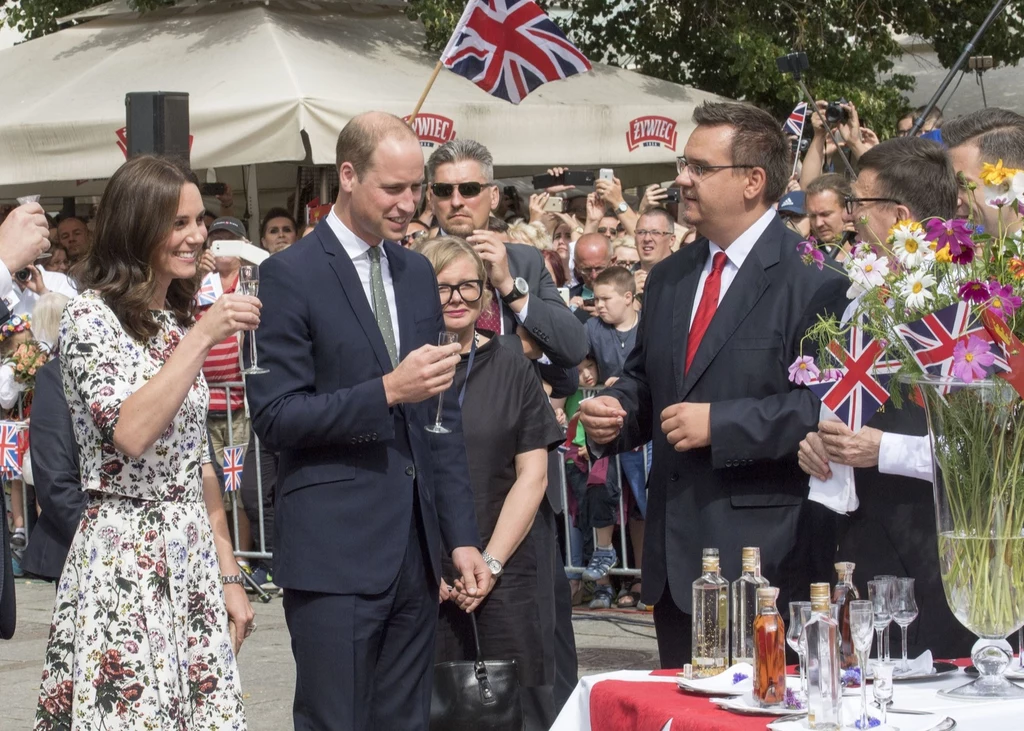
580 102 849 667
246 112 491 730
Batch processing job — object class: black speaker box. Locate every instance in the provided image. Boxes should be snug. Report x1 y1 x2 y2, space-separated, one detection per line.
125 92 190 162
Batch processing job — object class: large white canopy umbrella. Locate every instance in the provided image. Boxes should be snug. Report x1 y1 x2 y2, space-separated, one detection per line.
0 0 725 195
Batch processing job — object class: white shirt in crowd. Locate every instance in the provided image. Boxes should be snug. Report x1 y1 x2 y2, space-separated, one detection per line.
689 207 775 328
11 267 78 317
326 209 401 354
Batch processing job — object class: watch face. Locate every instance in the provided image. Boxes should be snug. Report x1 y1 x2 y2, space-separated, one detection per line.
515 277 528 295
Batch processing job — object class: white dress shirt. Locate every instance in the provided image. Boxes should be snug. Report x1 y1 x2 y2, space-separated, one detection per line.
12 267 78 317
326 209 401 355
689 208 776 329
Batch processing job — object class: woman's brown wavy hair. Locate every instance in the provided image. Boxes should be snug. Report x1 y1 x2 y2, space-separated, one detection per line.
74 155 201 341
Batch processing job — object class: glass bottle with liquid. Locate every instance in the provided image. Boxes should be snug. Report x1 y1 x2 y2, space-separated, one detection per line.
832 561 860 670
692 548 729 678
753 586 787 707
731 546 769 665
805 582 841 730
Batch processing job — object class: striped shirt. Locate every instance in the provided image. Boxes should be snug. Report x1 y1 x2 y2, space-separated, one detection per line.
197 274 244 413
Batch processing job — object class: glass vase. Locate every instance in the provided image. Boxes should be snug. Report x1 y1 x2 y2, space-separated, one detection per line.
916 375 1024 700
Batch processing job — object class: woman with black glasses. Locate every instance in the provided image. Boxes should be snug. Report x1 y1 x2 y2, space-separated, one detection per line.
422 236 564 731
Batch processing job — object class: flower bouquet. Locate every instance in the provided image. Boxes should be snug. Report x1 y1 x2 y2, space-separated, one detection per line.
792 161 1024 700
8 340 49 391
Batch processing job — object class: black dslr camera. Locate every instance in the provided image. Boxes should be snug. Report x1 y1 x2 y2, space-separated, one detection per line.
825 98 850 125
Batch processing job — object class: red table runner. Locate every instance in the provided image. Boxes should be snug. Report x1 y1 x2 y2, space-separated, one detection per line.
590 680 770 731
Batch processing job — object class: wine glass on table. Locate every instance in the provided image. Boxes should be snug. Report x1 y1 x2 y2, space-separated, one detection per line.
891 578 919 675
874 575 897 661
868 579 893 667
787 601 812 703
238 264 268 375
849 600 874 730
424 332 460 434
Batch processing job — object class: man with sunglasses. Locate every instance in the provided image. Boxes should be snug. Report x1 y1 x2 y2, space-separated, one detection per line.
580 101 849 669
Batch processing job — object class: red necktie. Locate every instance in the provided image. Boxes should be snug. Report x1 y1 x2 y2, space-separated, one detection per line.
476 292 503 334
685 252 728 373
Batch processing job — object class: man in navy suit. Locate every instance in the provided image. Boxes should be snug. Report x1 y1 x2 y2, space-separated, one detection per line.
581 102 848 667
246 112 490 731
0 201 53 640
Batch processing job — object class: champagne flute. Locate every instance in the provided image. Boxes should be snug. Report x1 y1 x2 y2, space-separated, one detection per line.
424 332 460 434
850 600 874 730
891 578 919 675
868 579 893 666
787 601 812 703
238 264 268 375
875 575 897 661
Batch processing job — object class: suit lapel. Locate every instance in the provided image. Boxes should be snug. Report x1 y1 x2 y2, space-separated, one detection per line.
319 226 394 373
384 241 417 359
672 242 710 399
679 219 782 400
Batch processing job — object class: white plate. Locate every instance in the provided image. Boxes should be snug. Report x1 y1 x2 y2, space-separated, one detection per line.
710 695 805 716
675 678 745 697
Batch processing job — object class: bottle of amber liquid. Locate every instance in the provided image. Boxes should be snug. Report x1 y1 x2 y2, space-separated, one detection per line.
832 561 860 670
753 586 787 707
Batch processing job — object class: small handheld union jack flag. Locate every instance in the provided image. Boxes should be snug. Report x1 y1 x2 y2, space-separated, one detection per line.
808 325 902 431
783 102 809 137
195 273 223 307
440 0 592 104
223 445 244 493
895 302 1009 389
0 421 23 477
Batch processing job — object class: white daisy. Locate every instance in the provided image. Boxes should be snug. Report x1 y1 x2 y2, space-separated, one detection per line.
899 270 936 310
890 222 933 268
849 252 890 290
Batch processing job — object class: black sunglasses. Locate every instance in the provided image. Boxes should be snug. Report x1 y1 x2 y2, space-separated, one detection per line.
430 182 494 199
438 279 484 305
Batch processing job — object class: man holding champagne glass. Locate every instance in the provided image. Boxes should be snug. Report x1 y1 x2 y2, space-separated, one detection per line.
245 111 491 731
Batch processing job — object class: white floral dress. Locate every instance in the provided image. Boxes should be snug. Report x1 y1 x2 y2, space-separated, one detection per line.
35 291 246 731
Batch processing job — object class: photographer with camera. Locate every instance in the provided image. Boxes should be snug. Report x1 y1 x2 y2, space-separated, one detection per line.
799 99 880 188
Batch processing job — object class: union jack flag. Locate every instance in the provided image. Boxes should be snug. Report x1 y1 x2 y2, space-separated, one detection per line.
440 0 592 104
195 273 222 307
809 326 902 431
895 303 1009 388
783 102 808 138
222 445 244 493
0 421 22 477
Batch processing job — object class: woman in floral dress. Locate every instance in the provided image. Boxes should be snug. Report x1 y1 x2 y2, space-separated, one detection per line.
35 155 262 730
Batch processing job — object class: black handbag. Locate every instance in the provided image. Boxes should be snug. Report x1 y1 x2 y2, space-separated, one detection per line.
430 613 524 731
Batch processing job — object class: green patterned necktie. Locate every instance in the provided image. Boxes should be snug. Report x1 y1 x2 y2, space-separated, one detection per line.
367 245 398 367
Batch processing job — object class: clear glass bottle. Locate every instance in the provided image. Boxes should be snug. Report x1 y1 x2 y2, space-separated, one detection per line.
692 547 729 678
832 561 860 670
731 546 769 665
805 582 841 730
753 586 787 707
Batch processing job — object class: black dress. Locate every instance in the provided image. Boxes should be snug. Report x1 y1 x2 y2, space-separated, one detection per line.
436 336 564 688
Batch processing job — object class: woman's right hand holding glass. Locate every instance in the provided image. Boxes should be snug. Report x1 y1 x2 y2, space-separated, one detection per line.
196 293 262 347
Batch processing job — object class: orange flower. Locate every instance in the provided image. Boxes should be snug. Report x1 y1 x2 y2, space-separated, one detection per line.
1010 257 1024 279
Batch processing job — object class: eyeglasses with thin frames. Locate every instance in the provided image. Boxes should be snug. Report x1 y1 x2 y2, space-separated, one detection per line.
430 182 495 199
437 279 484 305
635 229 673 238
844 196 903 216
676 156 757 180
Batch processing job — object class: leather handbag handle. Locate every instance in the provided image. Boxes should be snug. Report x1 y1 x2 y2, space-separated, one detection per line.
469 613 498 705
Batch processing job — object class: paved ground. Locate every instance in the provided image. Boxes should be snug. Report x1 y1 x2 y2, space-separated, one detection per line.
1 578 659 730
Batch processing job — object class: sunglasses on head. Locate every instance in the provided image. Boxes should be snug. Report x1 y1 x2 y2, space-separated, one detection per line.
430 182 494 199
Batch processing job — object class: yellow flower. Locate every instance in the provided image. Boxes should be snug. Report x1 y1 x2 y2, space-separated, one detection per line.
934 244 953 263
980 159 1020 186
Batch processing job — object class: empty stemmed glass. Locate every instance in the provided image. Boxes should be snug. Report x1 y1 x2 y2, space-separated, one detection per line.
868 579 894 665
875 575 897 661
891 578 920 675
424 332 460 434
850 600 875 730
238 265 269 375
787 601 812 703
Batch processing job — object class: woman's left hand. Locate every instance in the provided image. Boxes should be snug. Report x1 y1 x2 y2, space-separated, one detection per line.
224 583 255 656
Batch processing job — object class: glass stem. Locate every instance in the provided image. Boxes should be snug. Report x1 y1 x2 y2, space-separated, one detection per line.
884 626 890 662
858 650 869 730
876 628 884 663
798 651 808 698
901 625 909 672
249 332 258 370
433 392 444 426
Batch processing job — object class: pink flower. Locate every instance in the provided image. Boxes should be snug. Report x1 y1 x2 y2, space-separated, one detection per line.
926 219 975 264
821 368 844 382
987 281 1022 318
952 335 996 383
797 240 825 271
788 355 820 385
959 280 989 304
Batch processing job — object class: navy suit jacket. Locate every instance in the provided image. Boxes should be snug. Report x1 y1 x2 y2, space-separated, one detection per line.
246 220 480 595
22 359 86 581
599 215 849 612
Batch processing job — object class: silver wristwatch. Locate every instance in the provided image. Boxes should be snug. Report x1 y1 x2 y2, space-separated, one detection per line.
482 551 504 579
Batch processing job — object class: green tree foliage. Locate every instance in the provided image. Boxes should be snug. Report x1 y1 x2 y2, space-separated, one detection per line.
2 0 166 39
404 0 1024 137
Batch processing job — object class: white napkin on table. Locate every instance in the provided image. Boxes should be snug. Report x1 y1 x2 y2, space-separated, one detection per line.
807 405 859 514
892 650 934 677
678 663 753 694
